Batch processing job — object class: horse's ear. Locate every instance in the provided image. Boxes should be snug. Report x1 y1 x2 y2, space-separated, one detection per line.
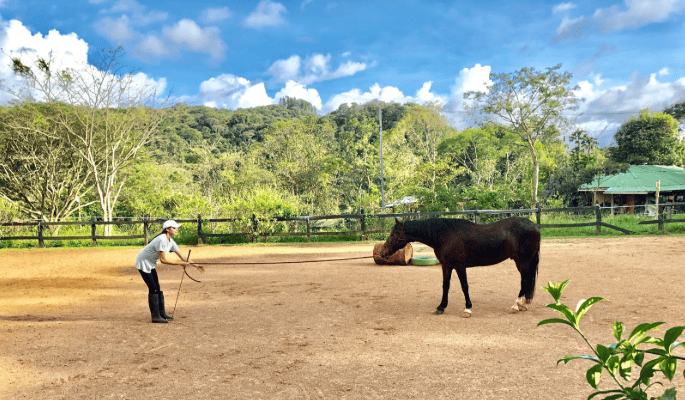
394 218 402 225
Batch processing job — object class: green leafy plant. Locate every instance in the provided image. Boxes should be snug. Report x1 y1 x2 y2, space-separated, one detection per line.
539 280 685 400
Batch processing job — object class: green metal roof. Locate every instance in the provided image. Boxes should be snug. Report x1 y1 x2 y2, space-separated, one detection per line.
579 165 685 194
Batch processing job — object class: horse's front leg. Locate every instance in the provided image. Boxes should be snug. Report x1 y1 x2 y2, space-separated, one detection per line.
434 266 452 315
454 267 472 318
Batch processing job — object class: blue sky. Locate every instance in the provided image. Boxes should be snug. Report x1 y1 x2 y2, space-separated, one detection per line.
2 0 685 145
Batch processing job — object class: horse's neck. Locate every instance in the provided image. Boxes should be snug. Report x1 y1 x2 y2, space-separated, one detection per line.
405 221 442 249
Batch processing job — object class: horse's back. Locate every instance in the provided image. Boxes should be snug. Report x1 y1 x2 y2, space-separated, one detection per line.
491 217 540 259
439 217 539 266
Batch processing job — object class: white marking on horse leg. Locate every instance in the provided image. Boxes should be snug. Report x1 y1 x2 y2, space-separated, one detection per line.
516 296 528 311
509 303 519 314
462 308 472 318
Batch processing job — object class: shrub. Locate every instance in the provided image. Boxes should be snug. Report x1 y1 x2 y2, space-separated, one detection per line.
539 280 685 400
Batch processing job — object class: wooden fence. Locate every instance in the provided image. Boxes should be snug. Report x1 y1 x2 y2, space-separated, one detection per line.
1 203 685 248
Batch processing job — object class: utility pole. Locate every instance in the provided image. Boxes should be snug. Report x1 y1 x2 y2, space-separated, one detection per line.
379 103 385 210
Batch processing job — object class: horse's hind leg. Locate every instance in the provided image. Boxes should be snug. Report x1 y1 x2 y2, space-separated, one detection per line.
455 267 472 318
510 253 538 314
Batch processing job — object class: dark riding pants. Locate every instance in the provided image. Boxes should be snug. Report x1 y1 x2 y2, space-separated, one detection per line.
139 268 161 294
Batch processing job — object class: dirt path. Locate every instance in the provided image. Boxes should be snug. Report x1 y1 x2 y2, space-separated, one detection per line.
1 237 684 399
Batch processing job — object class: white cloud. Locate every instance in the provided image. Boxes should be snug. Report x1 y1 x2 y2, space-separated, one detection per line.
0 20 89 103
133 35 170 58
0 20 166 104
552 2 577 14
593 74 604 86
554 0 685 42
274 80 322 110
322 82 445 114
452 63 493 95
573 71 685 145
415 81 446 105
323 84 408 113
244 0 288 28
99 0 168 25
301 0 314 10
194 74 324 111
162 19 225 60
267 53 367 85
198 74 273 109
199 7 232 24
132 19 227 62
659 67 670 76
92 1 227 62
440 64 494 128
267 55 301 82
94 15 136 42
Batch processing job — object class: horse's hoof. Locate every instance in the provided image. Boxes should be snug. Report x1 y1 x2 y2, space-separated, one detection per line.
462 309 472 318
509 305 519 314
516 297 528 311
433 309 444 315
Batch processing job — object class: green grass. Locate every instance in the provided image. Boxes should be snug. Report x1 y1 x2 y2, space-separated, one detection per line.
539 212 685 238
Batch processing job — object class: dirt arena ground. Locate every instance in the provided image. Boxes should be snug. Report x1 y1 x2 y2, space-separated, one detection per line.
1 236 684 399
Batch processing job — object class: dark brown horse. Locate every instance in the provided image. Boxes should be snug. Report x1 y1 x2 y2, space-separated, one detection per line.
380 216 540 317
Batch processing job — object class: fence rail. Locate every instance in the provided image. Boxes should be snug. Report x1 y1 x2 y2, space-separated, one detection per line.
2 203 685 248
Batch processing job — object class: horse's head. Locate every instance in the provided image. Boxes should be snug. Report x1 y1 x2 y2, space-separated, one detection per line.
380 218 408 257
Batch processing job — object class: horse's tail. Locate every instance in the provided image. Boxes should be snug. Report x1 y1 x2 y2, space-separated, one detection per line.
523 249 539 301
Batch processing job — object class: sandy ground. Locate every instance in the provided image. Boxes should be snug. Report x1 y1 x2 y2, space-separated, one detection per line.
1 237 684 399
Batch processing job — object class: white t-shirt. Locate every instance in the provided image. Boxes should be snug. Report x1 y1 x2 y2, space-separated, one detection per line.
135 234 180 273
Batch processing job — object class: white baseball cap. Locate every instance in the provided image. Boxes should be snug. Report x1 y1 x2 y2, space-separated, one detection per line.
163 220 182 229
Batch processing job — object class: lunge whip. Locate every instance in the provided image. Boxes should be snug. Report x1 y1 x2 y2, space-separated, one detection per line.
172 249 192 317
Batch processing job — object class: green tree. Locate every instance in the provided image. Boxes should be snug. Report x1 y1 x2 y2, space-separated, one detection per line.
278 96 317 114
543 130 629 207
116 160 194 218
663 101 685 133
0 103 97 223
607 110 681 166
392 103 455 197
259 116 339 214
464 64 580 205
5 47 170 234
437 124 532 210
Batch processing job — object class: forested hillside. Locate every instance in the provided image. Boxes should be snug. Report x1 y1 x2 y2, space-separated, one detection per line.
2 58 684 224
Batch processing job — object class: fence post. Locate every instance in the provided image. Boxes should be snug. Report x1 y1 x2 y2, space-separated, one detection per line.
535 203 542 226
474 206 480 224
91 216 98 247
143 215 149 245
360 209 367 241
306 216 311 243
658 205 664 232
251 214 258 243
37 217 45 248
197 214 203 245
595 205 602 235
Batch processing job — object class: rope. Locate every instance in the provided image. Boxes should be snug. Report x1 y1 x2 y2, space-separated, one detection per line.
188 255 374 266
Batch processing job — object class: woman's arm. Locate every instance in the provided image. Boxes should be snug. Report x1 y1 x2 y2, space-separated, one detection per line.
173 250 187 262
158 251 188 266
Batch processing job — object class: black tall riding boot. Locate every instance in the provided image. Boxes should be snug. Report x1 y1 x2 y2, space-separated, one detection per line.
148 294 168 324
158 291 174 320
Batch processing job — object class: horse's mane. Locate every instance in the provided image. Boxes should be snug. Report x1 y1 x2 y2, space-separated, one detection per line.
404 218 474 244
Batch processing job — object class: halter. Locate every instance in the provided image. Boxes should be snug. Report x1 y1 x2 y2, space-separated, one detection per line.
383 226 406 255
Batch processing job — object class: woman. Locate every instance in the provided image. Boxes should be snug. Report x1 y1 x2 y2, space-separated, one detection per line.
136 220 189 323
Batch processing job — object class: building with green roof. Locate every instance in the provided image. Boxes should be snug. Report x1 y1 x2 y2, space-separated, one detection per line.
578 165 685 214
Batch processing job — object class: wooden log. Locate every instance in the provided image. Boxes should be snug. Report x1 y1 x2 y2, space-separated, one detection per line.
373 242 413 265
